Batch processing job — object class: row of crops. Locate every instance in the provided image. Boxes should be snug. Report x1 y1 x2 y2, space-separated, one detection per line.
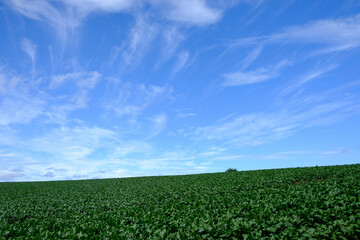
1 164 360 239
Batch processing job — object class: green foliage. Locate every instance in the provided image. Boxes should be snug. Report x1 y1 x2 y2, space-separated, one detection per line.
1 164 360 239
225 168 238 172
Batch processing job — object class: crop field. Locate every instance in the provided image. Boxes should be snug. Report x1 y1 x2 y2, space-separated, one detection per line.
1 164 360 239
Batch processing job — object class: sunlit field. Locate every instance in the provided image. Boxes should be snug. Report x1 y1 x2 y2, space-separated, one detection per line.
1 164 359 239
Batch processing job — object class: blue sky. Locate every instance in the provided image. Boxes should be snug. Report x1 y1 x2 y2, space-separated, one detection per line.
1 0 360 181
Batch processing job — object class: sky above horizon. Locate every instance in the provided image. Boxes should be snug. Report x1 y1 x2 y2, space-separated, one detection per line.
1 0 360 181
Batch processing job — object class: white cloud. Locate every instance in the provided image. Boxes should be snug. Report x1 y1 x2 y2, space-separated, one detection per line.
155 26 185 69
50 71 100 89
0 96 44 125
102 147 218 174
6 0 82 47
197 112 293 146
252 148 351 161
103 82 172 118
31 125 118 160
232 14 360 55
320 148 349 155
6 0 62 22
7 0 224 50
268 14 360 50
210 155 247 161
65 0 223 26
0 68 45 126
0 122 226 180
0 67 26 94
222 60 290 87
172 50 190 74
62 146 93 160
177 113 196 118
62 0 135 14
112 141 151 157
0 151 23 158
47 71 101 120
21 38 37 65
153 0 222 25
279 65 338 97
196 94 359 147
223 70 274 87
118 14 158 69
238 45 263 70
149 113 167 137
0 170 25 181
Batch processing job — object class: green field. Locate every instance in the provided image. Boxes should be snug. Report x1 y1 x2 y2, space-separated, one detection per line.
1 164 360 239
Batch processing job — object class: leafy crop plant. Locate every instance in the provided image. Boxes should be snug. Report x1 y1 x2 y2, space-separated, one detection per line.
1 164 360 239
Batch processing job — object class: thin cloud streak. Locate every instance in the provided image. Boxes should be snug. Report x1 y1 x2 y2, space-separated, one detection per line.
0 68 102 125
119 14 158 70
279 64 339 97
21 38 37 74
222 60 290 87
7 0 225 48
231 14 360 54
102 82 172 119
0 96 44 126
238 45 263 70
6 0 82 49
196 92 359 147
61 0 135 14
172 51 190 74
148 113 167 138
50 71 100 89
155 26 185 69
155 0 222 26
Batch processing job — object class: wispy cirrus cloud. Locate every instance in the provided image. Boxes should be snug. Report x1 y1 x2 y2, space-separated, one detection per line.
196 84 360 146
50 71 100 90
0 95 44 126
238 45 263 70
7 0 231 77
45 71 102 123
278 64 338 97
7 0 225 45
0 67 101 125
196 112 295 146
0 67 45 126
232 14 360 54
6 0 83 48
172 50 191 74
222 60 290 87
112 14 158 70
21 38 37 73
155 26 185 69
151 0 222 26
177 112 196 118
268 14 360 52
61 0 135 14
103 82 172 119
31 125 118 159
148 113 167 138
0 66 31 94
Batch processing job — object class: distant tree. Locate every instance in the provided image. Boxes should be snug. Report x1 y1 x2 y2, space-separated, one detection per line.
225 168 237 172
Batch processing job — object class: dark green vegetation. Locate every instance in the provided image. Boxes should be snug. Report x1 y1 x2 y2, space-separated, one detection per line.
1 164 360 239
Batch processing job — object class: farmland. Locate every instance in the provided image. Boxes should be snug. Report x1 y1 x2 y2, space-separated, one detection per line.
1 164 360 239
